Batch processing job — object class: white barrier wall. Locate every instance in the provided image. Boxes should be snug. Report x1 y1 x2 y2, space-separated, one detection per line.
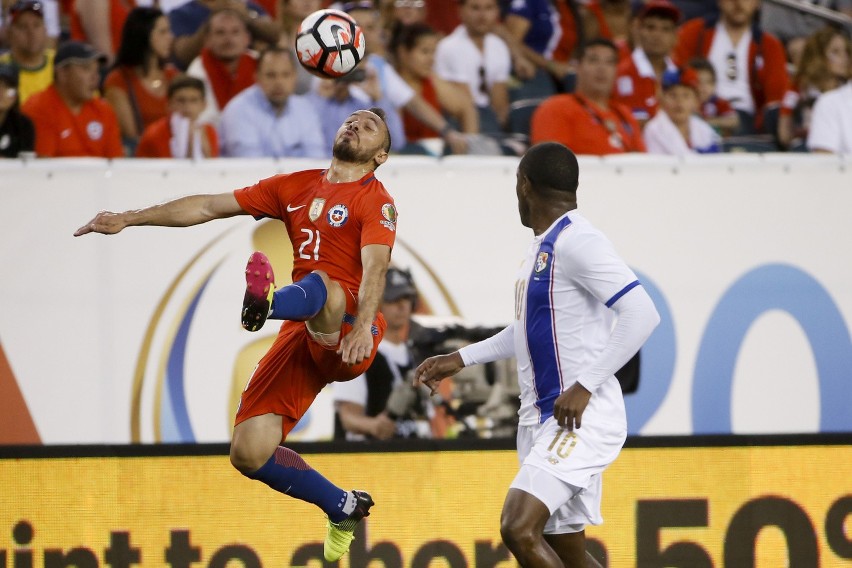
1 154 850 443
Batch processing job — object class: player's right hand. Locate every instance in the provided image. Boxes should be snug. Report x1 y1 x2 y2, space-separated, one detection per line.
413 352 464 395
74 211 127 237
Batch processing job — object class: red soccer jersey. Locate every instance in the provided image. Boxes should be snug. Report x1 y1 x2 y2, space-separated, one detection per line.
234 169 397 295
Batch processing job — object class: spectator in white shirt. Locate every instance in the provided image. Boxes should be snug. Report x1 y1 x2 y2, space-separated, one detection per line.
807 81 852 154
433 0 511 132
343 0 469 154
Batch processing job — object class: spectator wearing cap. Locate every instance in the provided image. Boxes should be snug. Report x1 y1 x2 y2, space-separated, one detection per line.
344 1 469 154
333 267 433 441
135 75 220 158
531 38 645 155
0 64 36 158
0 0 55 105
0 0 61 47
169 0 280 69
103 7 178 149
432 0 509 133
380 0 427 34
643 67 722 155
612 0 681 124
186 9 258 127
672 0 789 135
219 47 324 157
21 41 123 157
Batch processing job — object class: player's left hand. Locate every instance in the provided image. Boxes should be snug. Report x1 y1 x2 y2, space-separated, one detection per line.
338 324 373 365
553 382 592 431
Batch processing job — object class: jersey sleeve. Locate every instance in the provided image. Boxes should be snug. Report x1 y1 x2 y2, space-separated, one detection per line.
233 174 290 220
556 228 639 308
356 184 397 249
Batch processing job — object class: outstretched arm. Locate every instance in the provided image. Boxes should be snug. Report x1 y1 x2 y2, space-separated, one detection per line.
73 192 246 236
337 243 391 365
414 323 516 394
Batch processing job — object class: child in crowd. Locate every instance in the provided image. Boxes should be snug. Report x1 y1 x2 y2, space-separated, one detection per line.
643 68 721 156
688 57 739 136
135 75 218 158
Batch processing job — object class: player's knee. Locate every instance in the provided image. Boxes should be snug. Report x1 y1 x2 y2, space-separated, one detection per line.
500 515 537 553
229 440 271 474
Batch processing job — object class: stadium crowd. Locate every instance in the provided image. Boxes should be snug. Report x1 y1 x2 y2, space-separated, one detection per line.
0 0 850 159
0 0 852 159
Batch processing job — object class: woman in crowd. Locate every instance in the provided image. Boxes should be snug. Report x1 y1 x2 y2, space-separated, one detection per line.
778 27 851 150
391 22 478 151
103 7 177 150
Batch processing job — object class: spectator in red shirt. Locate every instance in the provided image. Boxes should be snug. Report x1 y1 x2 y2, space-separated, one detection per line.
22 41 123 157
186 9 258 127
531 38 645 155
673 0 789 135
103 7 177 149
687 56 740 136
612 0 681 124
136 75 219 158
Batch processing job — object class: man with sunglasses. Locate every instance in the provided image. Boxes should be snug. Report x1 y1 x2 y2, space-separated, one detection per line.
673 0 789 135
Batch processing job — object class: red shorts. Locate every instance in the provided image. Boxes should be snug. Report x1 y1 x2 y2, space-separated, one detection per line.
234 292 386 441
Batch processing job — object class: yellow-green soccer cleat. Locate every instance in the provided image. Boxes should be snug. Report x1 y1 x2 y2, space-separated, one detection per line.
324 490 374 562
241 251 275 332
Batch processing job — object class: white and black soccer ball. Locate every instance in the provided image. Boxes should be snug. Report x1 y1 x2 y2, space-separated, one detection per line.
295 9 366 79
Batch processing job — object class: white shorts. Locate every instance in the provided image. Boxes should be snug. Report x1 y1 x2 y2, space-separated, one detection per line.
509 416 626 534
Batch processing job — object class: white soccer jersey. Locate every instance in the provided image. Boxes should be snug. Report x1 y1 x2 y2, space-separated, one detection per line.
512 211 639 427
460 210 652 430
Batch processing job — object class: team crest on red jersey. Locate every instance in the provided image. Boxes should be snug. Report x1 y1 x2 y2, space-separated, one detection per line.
309 198 326 222
327 204 349 227
534 252 549 273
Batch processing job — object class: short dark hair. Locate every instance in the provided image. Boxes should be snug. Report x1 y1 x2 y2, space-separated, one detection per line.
168 75 206 98
389 22 437 56
520 143 579 194
576 37 618 61
368 106 392 153
687 57 716 81
257 46 296 70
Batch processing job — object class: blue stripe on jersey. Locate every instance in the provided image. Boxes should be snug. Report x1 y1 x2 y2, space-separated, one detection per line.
605 280 641 308
526 215 573 423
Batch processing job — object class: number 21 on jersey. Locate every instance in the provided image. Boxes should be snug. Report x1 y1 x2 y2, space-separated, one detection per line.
299 229 321 260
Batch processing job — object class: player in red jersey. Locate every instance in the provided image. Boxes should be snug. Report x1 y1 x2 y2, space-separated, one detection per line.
74 107 396 562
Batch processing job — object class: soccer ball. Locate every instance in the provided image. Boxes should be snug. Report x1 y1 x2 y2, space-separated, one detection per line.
295 9 366 79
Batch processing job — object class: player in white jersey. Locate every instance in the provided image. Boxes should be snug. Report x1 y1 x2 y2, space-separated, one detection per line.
414 142 660 568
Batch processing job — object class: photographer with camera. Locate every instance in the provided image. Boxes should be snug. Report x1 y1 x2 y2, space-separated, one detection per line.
333 267 433 441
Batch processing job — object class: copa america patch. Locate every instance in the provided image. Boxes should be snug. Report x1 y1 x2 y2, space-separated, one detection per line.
327 203 349 227
534 252 549 273
86 121 104 140
380 203 397 231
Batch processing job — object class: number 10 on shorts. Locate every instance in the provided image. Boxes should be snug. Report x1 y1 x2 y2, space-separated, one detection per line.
547 429 578 459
